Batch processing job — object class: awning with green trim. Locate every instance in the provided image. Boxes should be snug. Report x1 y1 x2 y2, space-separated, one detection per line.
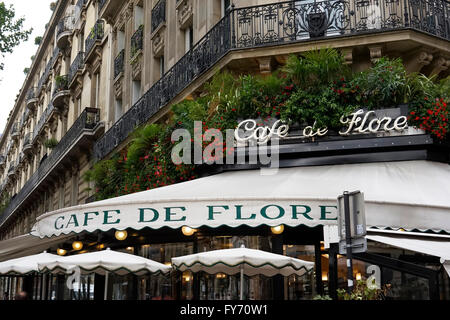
171 246 315 277
31 160 450 238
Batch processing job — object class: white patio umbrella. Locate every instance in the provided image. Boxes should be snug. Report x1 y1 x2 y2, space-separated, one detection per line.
38 248 172 300
0 251 59 275
171 245 314 300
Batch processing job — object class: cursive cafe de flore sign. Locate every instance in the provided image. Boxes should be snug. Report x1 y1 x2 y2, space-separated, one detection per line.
234 109 409 144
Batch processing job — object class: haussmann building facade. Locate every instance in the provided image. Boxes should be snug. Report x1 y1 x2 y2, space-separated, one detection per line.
0 0 449 301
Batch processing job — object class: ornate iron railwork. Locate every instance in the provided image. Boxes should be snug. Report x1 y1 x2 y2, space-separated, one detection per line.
114 49 125 79
32 104 55 143
26 88 36 102
98 0 107 12
68 51 85 84
94 0 449 162
85 20 105 57
94 14 232 160
0 108 101 226
151 0 166 32
10 123 19 137
131 25 144 57
56 16 74 37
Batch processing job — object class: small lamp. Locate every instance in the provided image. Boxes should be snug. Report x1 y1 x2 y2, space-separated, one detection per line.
72 241 83 251
57 248 67 256
115 230 128 241
182 226 196 236
271 224 284 235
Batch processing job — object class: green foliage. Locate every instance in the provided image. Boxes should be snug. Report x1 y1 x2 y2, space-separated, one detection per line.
50 2 57 11
337 279 391 300
23 67 30 75
351 57 407 109
87 49 449 201
44 138 58 149
282 48 350 91
312 294 332 300
34 36 42 45
0 2 33 70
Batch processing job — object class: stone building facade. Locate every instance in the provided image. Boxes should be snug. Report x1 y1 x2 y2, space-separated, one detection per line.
0 0 449 241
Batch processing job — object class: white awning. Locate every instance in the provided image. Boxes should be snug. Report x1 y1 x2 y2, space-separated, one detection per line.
366 233 450 276
31 160 450 238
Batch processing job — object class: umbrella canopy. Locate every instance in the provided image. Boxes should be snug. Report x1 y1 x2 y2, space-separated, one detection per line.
171 246 314 277
0 251 59 275
38 248 172 276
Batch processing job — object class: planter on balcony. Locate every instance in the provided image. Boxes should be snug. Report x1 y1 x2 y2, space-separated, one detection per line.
85 20 105 64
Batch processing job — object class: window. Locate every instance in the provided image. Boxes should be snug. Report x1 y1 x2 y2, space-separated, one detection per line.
185 26 193 53
159 56 165 78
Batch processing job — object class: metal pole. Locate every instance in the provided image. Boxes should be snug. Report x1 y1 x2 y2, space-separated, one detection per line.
344 191 354 293
104 271 109 300
240 265 244 300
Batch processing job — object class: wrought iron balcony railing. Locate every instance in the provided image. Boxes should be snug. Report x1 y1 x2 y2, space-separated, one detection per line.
32 104 55 142
53 75 69 96
22 132 32 148
19 109 30 128
98 0 107 13
85 20 104 57
151 0 166 32
131 25 144 58
0 108 101 226
10 123 20 138
56 16 74 38
68 52 85 84
94 0 450 161
26 87 36 102
114 49 125 79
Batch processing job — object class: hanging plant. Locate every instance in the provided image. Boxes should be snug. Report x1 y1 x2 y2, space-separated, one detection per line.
44 138 59 149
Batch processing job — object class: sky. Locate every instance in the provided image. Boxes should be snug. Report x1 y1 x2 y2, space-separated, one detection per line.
0 0 54 135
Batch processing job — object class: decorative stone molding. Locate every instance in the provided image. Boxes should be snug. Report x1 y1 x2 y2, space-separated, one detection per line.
405 49 433 73
177 0 193 30
368 45 383 64
152 25 166 58
429 56 450 76
256 57 274 74
340 48 353 65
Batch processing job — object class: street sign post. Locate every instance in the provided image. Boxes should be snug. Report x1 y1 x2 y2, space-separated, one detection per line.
337 190 367 293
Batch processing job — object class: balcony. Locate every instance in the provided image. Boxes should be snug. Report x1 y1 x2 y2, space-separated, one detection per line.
130 25 144 80
151 0 166 33
56 16 74 49
114 49 125 80
10 123 20 140
0 108 104 227
68 52 85 88
52 75 69 107
0 155 5 169
93 0 450 161
22 133 33 155
85 20 104 64
19 109 30 128
26 87 38 111
98 0 126 21
32 104 55 143
7 163 15 178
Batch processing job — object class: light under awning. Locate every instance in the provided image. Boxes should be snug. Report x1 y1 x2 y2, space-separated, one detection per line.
31 160 450 238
